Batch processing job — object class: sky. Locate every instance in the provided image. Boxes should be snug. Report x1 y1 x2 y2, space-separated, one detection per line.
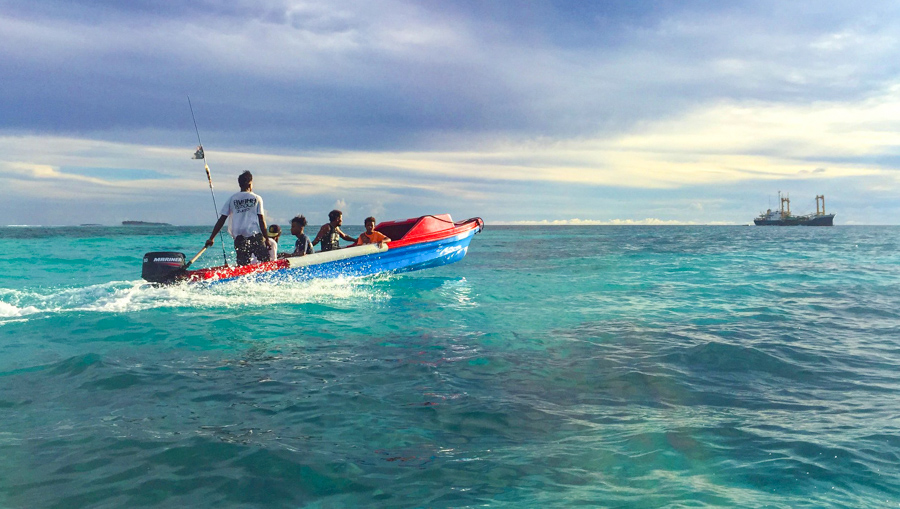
2 0 900 226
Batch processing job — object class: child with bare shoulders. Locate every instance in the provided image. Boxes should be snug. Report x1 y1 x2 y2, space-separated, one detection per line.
354 216 391 248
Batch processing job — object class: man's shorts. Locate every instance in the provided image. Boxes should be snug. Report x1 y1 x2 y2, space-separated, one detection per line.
234 233 270 266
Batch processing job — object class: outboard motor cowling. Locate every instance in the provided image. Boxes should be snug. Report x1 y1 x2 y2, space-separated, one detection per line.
142 252 186 283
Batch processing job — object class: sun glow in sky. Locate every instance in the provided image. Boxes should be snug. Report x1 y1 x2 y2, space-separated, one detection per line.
2 1 900 225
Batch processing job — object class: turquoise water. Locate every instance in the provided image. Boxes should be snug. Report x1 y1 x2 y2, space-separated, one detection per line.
1 225 899 508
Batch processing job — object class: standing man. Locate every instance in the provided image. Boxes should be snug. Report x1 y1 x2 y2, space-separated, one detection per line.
206 171 270 266
312 209 355 252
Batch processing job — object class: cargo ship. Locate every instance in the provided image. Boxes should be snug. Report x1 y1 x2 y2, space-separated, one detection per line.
754 193 834 226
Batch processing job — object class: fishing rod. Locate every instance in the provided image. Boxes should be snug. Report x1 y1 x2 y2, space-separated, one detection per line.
188 96 229 266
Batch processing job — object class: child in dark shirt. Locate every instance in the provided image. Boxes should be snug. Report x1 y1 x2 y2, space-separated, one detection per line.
287 215 314 257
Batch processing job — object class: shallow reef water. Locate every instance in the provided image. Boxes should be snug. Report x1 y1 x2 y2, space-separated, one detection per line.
1 225 898 507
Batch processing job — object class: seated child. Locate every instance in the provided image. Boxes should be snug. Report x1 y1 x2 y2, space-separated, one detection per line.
266 224 281 261
287 215 314 257
354 216 391 247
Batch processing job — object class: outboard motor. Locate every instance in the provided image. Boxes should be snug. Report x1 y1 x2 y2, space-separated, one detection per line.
142 252 186 283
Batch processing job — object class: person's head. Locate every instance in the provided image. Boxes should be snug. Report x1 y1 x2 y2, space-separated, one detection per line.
238 171 253 191
290 215 307 236
267 224 281 240
328 209 343 225
364 216 376 234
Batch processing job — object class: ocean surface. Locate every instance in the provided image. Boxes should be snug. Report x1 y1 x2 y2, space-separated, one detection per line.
1 224 898 508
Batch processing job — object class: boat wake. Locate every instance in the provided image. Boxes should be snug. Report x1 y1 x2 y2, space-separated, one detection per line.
0 275 394 325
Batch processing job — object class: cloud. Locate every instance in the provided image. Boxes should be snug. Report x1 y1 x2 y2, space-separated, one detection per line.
496 218 728 226
3 74 900 225
4 1 900 150
60 167 169 180
3 2 900 224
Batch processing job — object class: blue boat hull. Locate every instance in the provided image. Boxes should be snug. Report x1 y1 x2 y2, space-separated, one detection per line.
142 214 484 285
222 227 478 284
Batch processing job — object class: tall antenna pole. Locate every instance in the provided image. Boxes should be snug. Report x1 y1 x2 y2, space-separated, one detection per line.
188 96 229 265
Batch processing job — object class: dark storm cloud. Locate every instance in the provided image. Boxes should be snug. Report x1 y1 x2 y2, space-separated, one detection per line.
3 0 900 152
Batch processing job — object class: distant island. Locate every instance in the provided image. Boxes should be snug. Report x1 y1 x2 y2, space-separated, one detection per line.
122 221 172 226
79 223 103 227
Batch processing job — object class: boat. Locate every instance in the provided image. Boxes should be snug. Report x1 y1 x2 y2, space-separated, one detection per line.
753 193 834 226
142 214 484 284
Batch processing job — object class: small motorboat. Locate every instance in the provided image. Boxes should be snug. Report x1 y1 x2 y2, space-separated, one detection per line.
142 214 484 284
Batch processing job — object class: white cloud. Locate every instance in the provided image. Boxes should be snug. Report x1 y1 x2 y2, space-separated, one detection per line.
495 218 728 226
3 79 900 223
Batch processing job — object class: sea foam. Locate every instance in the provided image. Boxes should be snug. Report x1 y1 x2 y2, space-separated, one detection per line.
0 275 391 322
